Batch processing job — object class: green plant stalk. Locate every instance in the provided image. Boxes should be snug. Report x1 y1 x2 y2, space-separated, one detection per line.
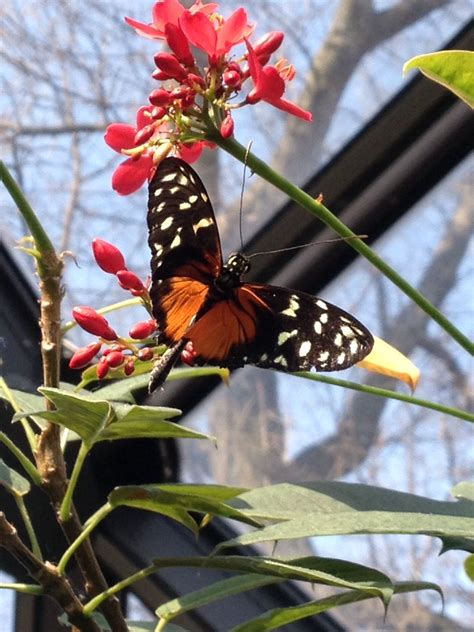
0 378 37 456
57 503 113 575
296 373 474 423
0 161 54 258
59 442 90 522
209 135 473 356
0 432 42 486
0 582 43 595
14 494 43 561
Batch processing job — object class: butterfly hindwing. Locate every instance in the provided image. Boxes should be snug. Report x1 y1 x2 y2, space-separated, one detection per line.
186 283 373 372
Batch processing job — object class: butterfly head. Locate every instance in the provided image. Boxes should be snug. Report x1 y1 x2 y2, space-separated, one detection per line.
215 252 250 292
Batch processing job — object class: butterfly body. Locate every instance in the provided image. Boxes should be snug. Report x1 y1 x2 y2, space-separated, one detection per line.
147 157 373 392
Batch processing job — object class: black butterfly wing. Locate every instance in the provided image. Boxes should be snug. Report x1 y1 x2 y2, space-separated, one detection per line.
186 283 374 372
147 157 222 344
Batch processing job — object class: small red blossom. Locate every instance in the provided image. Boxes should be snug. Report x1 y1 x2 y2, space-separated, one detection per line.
252 31 284 65
97 356 110 379
69 342 102 370
105 350 125 368
154 52 188 80
92 239 126 274
116 270 146 293
72 307 117 341
125 0 217 40
138 347 154 361
165 23 194 66
220 113 234 138
124 361 136 376
181 341 197 366
223 69 242 89
245 39 312 122
180 7 254 64
129 320 157 340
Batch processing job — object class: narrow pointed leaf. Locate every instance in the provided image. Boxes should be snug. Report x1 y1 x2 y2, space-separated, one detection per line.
451 481 474 502
219 482 474 549
231 581 442 632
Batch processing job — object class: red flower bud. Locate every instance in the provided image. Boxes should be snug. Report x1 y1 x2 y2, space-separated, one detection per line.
69 342 102 369
223 70 242 89
165 23 194 67
116 270 146 293
253 31 284 62
181 341 197 366
97 357 110 379
72 306 117 340
129 319 157 340
185 73 205 88
124 360 136 376
220 113 234 138
105 350 125 368
149 89 174 107
152 69 173 81
102 343 126 355
154 52 187 81
134 125 155 146
150 107 166 121
138 347 154 361
92 239 126 274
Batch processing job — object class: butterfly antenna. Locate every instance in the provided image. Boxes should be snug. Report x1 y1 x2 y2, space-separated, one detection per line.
238 141 253 252
248 234 368 259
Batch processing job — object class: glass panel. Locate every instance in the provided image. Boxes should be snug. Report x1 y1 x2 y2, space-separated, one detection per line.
180 157 473 629
0 571 15 632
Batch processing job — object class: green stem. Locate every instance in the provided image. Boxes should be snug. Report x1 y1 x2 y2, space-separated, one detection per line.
59 442 90 521
0 378 38 460
14 494 43 560
0 582 43 595
0 161 54 255
57 502 113 575
296 372 474 422
209 135 473 355
0 432 42 486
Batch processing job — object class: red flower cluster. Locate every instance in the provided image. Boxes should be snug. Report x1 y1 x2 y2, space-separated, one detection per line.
69 239 158 379
106 0 312 194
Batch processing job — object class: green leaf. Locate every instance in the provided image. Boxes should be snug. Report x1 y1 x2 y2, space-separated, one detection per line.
152 555 393 605
451 481 474 502
403 50 474 108
109 484 257 535
464 554 474 581
0 458 31 495
218 481 474 550
33 388 206 445
0 386 48 430
156 575 282 623
231 581 442 632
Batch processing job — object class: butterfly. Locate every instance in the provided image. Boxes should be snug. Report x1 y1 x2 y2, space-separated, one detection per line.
147 157 374 392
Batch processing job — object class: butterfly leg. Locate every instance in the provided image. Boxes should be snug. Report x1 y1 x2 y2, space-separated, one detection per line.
148 339 187 393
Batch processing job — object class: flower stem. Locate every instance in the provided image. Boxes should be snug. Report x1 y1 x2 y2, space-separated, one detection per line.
296 372 474 423
59 442 90 522
57 503 113 575
14 494 43 561
61 297 144 334
210 135 473 355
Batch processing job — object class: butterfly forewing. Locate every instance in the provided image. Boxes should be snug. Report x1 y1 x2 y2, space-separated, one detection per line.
147 157 222 284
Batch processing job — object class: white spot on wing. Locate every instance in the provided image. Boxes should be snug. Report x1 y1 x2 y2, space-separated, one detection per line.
281 295 300 318
314 321 322 334
299 340 312 357
320 313 328 324
350 339 359 354
201 192 208 202
341 325 355 338
179 202 191 210
318 351 329 362
160 217 173 230
177 174 188 185
277 329 298 346
162 173 176 182
334 333 343 347
193 218 214 234
316 299 328 310
189 194 198 204
154 188 163 197
337 351 346 364
274 355 288 368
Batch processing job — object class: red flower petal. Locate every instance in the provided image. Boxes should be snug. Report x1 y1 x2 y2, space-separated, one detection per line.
112 155 154 195
152 0 185 30
105 124 136 152
125 16 165 39
180 11 217 56
267 96 313 121
216 8 250 56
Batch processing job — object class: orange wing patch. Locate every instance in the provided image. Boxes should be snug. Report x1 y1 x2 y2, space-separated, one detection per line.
187 286 271 363
156 277 210 342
